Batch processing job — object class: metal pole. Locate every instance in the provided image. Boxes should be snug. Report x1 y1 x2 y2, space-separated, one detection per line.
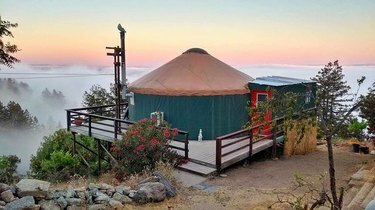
120 29 126 98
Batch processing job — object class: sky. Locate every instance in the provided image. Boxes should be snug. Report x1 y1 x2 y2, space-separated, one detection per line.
1 0 375 67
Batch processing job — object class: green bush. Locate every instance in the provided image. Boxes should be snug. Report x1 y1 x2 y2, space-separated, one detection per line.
348 119 367 140
112 119 181 178
0 155 20 184
30 129 102 181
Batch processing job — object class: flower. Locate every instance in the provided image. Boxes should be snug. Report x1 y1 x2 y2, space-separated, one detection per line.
133 130 139 135
110 146 120 152
151 138 158 146
135 144 145 151
171 128 179 137
164 129 170 138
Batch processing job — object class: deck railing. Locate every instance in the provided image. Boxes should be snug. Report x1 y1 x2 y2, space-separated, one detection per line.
66 104 189 159
215 117 285 171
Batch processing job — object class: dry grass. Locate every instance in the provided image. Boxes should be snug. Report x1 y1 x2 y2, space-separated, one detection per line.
284 120 317 157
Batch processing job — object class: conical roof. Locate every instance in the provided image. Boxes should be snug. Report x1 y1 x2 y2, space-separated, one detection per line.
129 48 253 96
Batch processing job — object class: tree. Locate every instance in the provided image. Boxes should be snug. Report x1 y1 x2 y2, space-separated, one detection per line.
0 101 38 129
82 84 115 114
0 16 20 69
360 82 375 134
312 60 364 209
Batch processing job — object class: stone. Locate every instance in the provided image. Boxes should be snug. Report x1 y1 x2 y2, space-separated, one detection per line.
67 206 86 210
77 191 86 199
87 183 99 191
352 170 365 181
128 191 136 198
9 185 16 195
39 200 60 210
94 193 110 204
112 192 132 204
138 176 159 185
370 150 375 155
25 204 40 210
99 183 114 191
0 184 10 194
1 189 15 203
52 190 66 199
0 201 5 206
16 179 50 198
153 171 177 198
66 198 84 206
109 199 123 209
87 204 108 210
56 196 67 209
133 182 166 203
366 200 375 210
66 187 77 198
4 196 35 210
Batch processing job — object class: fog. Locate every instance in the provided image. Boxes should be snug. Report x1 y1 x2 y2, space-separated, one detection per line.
0 63 373 174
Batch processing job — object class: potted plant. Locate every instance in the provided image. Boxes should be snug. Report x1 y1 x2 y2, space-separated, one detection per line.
74 116 83 126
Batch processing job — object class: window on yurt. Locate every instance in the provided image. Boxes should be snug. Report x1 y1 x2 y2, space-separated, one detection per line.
256 93 268 107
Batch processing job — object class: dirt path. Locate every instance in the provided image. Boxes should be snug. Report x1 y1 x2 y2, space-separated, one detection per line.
132 144 373 210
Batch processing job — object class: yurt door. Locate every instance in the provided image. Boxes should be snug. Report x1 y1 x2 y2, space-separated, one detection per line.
250 90 272 137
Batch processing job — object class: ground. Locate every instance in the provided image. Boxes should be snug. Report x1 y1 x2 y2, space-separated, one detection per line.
129 143 373 210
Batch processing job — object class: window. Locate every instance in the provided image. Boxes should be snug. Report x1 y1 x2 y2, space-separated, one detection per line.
257 93 268 107
305 90 312 104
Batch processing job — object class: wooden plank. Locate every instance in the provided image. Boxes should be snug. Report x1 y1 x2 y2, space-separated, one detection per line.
177 161 216 176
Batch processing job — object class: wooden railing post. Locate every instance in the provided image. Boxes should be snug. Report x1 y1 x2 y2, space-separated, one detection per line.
66 110 71 131
114 120 118 139
97 139 101 176
272 124 278 159
184 133 189 159
216 138 222 172
88 115 92 137
249 129 253 159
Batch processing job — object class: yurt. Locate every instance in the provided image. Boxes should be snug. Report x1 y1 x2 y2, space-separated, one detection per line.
128 48 253 140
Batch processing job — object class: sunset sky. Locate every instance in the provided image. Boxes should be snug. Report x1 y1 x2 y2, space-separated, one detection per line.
1 0 375 67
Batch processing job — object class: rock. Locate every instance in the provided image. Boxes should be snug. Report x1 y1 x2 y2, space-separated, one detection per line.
77 191 86 200
25 204 40 210
138 176 159 185
366 200 375 210
370 150 375 155
133 182 166 203
219 174 227 178
4 196 35 210
66 187 77 198
66 198 84 206
67 206 86 210
87 183 99 191
352 170 365 181
39 200 60 210
16 179 50 198
87 204 108 210
0 184 10 193
9 185 16 196
112 192 132 204
56 196 68 209
153 171 177 198
115 185 130 195
128 190 136 198
109 199 123 209
52 190 66 199
0 200 5 206
348 179 365 188
99 183 114 191
1 189 15 203
94 192 110 204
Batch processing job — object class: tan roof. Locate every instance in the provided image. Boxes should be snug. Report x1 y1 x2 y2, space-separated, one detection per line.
129 48 253 96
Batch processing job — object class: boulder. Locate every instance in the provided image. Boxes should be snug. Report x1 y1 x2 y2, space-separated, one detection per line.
87 204 108 210
153 171 177 197
133 182 166 203
66 187 77 198
99 183 114 191
138 176 159 185
94 192 109 204
115 185 130 195
67 206 86 210
56 196 68 209
16 179 50 198
4 196 35 210
112 192 132 204
1 189 15 203
66 198 84 206
109 199 123 209
39 199 60 210
87 183 99 191
0 184 10 194
0 200 6 206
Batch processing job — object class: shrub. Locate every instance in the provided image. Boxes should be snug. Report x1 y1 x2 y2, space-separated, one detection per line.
30 129 101 181
0 155 20 184
112 119 180 178
348 119 367 140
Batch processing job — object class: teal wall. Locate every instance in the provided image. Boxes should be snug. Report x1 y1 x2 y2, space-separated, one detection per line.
129 93 250 140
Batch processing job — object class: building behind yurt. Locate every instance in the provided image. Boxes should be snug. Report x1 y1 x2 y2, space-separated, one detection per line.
128 48 253 140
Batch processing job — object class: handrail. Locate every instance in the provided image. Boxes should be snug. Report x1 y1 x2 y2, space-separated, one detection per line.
216 116 286 171
66 103 128 111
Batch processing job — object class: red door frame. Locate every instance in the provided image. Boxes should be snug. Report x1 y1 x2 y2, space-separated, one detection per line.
250 90 272 136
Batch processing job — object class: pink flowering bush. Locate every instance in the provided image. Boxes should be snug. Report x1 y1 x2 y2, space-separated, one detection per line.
112 118 180 177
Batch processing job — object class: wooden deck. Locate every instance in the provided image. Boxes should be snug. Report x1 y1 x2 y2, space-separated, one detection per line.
68 116 284 176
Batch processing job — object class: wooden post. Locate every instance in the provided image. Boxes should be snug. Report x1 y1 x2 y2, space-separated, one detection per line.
249 130 253 160
72 132 76 173
216 138 222 172
272 127 277 159
88 115 92 137
97 138 101 176
184 133 189 159
66 110 71 131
